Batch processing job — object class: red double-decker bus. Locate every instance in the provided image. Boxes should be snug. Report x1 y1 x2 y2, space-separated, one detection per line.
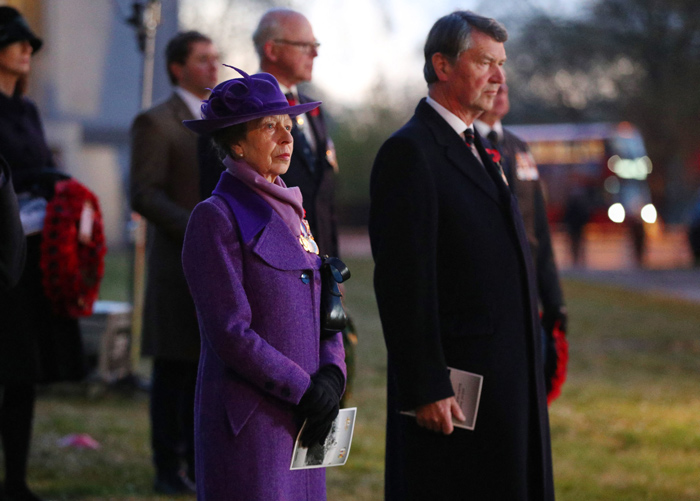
507 121 658 228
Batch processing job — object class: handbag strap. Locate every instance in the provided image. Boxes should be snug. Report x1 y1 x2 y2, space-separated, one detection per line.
322 256 351 283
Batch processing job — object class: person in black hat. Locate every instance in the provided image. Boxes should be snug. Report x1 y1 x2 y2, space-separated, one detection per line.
0 7 84 501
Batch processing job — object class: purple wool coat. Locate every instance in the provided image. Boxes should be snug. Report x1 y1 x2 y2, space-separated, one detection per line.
182 171 346 501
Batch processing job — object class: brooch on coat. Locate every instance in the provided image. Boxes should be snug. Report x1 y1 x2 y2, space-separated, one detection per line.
299 219 319 254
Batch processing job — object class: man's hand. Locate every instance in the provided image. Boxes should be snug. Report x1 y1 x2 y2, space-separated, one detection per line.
415 397 466 435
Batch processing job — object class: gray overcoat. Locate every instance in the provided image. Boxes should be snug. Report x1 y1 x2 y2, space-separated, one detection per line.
130 93 200 361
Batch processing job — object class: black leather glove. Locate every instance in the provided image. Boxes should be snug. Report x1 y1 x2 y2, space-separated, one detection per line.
542 305 567 334
297 365 344 447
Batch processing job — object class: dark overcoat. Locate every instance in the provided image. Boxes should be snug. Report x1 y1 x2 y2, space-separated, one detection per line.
0 156 25 290
279 92 338 257
182 172 346 500
369 99 554 500
130 93 200 362
497 128 564 312
0 93 84 384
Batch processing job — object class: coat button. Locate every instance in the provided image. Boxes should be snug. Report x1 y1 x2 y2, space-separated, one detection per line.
265 381 275 391
281 387 291 398
300 272 310 284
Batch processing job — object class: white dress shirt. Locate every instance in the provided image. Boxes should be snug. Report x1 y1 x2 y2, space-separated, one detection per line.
426 96 483 165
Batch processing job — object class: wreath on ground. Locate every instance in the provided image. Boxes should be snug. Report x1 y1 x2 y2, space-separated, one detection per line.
40 179 107 318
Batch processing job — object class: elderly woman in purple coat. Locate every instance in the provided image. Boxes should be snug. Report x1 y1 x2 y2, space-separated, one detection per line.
181 66 346 500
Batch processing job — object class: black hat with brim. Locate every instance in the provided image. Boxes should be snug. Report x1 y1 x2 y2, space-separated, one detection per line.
0 6 43 53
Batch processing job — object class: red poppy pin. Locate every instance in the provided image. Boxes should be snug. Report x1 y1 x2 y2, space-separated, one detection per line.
485 148 501 164
309 106 320 117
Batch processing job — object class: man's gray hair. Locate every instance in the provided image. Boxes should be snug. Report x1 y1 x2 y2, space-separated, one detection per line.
423 11 508 84
252 7 298 59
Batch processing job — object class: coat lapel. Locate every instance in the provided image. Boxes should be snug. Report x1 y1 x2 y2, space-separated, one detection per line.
416 100 502 205
165 93 195 126
212 172 313 271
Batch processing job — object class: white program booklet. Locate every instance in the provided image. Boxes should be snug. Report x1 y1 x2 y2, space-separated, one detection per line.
290 407 357 470
401 367 483 430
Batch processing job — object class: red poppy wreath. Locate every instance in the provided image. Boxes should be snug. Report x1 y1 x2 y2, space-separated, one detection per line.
40 179 107 318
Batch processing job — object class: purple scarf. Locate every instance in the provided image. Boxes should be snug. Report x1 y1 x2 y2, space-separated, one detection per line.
223 156 305 237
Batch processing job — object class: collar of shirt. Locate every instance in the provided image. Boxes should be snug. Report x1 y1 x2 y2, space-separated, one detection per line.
277 82 299 103
426 96 470 138
473 119 504 143
174 87 206 119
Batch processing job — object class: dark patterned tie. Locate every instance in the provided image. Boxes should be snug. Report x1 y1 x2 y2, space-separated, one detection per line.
469 132 510 204
487 130 499 146
464 128 475 148
486 130 510 183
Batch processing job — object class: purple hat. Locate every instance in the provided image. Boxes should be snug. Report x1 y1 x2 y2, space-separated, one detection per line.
183 65 321 134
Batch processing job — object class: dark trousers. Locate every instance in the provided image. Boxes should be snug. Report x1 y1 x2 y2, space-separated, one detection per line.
150 358 197 481
0 383 36 490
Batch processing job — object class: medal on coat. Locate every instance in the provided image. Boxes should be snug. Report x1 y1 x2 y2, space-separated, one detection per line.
515 151 540 181
299 219 319 255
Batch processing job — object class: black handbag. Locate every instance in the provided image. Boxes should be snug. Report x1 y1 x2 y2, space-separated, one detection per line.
320 256 351 338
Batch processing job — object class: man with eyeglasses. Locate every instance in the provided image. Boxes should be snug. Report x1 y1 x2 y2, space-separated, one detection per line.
220 8 360 404
252 8 339 259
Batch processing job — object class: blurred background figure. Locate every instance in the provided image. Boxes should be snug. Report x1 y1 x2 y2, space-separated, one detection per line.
0 7 85 501
129 30 218 496
199 7 357 405
687 188 700 267
563 181 592 267
475 82 568 400
0 154 25 291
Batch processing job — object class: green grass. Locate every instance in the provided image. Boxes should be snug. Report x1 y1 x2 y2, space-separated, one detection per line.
16 254 700 499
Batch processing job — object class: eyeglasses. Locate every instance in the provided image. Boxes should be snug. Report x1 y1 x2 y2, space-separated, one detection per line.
273 39 320 53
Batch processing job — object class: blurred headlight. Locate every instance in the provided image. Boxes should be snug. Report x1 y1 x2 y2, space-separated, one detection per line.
608 203 626 223
641 204 657 224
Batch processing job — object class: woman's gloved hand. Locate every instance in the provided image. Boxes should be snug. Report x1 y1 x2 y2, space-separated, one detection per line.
297 365 344 447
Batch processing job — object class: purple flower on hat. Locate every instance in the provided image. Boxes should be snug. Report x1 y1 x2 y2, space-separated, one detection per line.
201 65 286 120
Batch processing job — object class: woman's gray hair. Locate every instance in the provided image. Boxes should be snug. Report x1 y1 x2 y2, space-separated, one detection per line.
423 11 508 84
211 122 249 160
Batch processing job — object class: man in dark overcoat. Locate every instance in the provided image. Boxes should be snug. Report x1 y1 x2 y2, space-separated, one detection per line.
369 11 555 500
129 31 218 495
0 155 25 290
475 83 567 394
253 8 339 257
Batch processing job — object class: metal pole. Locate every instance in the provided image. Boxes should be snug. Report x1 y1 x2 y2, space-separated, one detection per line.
129 0 161 370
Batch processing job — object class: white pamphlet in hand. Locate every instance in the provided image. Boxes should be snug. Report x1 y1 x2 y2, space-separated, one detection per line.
401 367 483 430
290 407 357 470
